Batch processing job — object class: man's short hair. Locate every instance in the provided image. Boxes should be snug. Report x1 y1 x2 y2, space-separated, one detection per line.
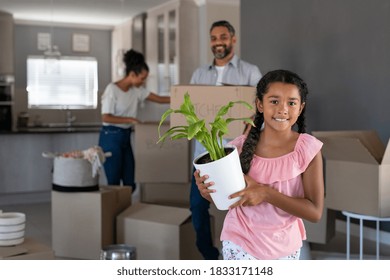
210 20 235 36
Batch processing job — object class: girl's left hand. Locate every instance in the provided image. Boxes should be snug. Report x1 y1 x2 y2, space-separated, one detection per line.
228 174 269 208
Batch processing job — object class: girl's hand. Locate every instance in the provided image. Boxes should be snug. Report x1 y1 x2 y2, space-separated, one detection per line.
194 169 215 202
228 174 269 209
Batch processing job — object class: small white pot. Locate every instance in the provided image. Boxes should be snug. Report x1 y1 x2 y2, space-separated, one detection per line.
193 145 245 210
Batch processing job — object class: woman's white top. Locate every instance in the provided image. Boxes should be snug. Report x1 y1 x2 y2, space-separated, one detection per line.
101 83 150 129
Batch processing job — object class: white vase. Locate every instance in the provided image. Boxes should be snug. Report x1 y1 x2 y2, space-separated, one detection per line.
193 145 245 210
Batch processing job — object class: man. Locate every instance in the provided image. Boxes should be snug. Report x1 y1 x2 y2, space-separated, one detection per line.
190 20 262 259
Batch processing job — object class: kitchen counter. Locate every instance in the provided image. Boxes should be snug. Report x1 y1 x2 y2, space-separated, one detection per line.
1 123 102 134
16 126 101 133
0 130 102 197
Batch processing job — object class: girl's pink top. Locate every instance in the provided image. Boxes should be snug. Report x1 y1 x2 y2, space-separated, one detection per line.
220 133 323 259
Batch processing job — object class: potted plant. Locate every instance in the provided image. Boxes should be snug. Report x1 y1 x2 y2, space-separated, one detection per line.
157 92 254 210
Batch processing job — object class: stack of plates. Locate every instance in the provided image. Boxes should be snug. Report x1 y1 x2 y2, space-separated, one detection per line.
0 212 26 246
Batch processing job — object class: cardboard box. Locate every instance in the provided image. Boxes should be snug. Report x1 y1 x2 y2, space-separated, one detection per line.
0 238 55 260
170 85 256 139
140 183 190 208
134 122 191 183
52 186 131 259
312 130 390 217
303 206 336 244
116 203 202 260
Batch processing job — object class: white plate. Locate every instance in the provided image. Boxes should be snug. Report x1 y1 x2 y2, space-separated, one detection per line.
0 237 24 246
0 212 26 225
0 230 25 240
0 223 25 233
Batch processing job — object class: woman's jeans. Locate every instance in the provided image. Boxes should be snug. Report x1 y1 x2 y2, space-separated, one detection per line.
98 125 135 190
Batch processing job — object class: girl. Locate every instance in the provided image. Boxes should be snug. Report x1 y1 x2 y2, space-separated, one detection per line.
99 49 170 191
194 69 324 260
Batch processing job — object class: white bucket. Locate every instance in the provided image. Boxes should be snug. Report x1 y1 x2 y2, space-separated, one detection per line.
193 146 245 210
52 157 99 192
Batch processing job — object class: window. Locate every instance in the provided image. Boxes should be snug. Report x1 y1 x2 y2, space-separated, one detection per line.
26 56 98 109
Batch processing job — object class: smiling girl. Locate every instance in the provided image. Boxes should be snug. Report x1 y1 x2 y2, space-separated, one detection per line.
194 69 324 260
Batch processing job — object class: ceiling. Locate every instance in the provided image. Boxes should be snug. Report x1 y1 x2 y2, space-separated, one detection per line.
0 0 172 29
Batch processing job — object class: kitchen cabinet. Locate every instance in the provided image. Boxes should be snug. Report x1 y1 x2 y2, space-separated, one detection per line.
0 132 101 196
0 11 14 75
145 0 199 94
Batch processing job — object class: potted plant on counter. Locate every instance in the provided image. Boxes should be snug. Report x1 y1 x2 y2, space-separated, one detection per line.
157 92 255 210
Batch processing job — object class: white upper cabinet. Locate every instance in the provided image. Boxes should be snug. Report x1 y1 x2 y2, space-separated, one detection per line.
146 0 199 94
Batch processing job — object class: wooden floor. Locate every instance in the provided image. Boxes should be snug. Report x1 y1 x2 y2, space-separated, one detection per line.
2 201 390 260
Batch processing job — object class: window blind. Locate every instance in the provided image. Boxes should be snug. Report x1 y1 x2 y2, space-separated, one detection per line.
26 56 98 109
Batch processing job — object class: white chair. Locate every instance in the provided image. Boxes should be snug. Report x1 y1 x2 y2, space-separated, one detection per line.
342 211 390 260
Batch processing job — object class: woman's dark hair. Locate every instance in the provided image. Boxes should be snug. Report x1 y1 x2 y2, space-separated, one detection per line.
240 69 309 174
123 49 149 76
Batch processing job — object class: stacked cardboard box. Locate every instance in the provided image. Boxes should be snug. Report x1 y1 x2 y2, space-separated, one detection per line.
51 186 131 259
134 122 191 207
130 121 194 259
303 205 336 244
117 203 202 260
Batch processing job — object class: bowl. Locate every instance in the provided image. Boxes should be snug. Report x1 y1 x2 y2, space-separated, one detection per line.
0 230 25 240
0 237 24 246
101 244 137 260
0 212 26 226
0 223 25 233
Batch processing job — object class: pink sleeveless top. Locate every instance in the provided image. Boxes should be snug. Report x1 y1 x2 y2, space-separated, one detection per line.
220 133 323 259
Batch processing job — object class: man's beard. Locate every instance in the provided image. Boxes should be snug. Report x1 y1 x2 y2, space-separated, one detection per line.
212 44 232 59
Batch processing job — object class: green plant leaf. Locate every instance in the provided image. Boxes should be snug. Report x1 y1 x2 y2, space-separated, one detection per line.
180 92 195 114
188 120 205 140
226 117 255 127
157 126 188 144
157 91 254 162
211 117 228 136
158 108 174 136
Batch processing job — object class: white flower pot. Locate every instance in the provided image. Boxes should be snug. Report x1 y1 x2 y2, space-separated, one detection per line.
193 145 245 210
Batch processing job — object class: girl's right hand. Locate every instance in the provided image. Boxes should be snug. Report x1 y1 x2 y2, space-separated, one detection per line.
228 174 269 208
194 169 215 202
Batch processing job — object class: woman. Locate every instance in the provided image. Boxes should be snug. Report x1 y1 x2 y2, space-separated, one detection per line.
99 49 170 191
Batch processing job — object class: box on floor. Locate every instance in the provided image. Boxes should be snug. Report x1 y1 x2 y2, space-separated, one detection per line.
134 122 191 183
0 238 54 260
303 206 336 244
116 203 203 260
52 186 131 259
140 182 190 208
170 85 256 139
312 130 390 217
